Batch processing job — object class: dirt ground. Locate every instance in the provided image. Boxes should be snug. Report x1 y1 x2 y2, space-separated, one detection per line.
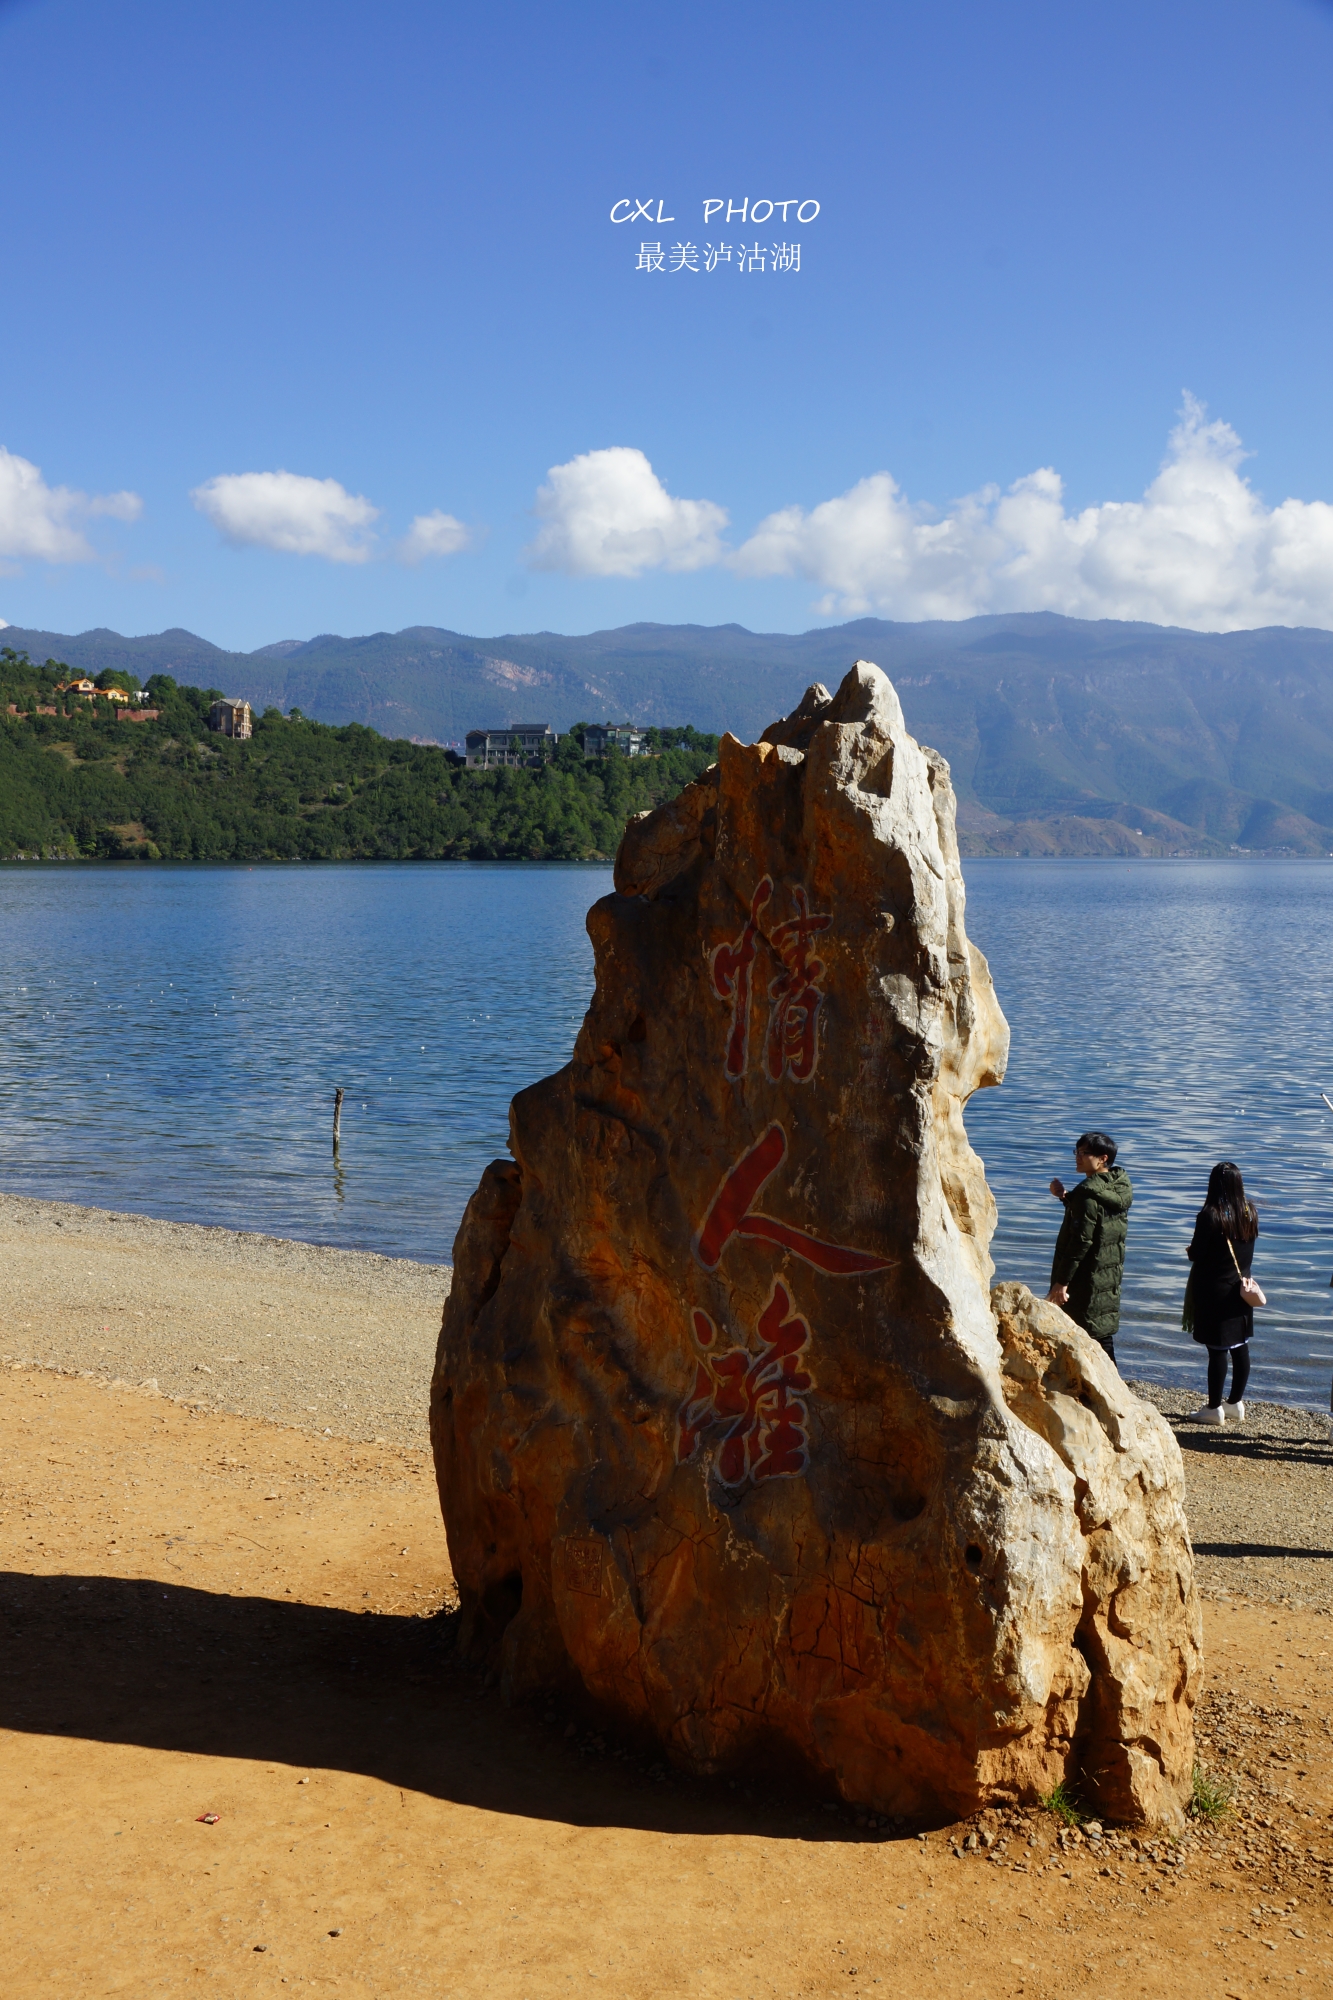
6 1365 1333 2000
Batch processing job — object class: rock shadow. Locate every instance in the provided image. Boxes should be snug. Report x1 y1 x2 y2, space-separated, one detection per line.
0 1569 873 1843
1192 1541 1333 1562
1171 1429 1333 1471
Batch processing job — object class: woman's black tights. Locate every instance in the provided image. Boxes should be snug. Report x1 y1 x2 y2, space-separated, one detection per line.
1207 1344 1251 1407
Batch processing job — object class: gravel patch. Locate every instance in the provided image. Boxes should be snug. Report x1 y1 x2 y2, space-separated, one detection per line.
1128 1377 1333 1609
1130 1378 1332 1443
0 1191 450 1445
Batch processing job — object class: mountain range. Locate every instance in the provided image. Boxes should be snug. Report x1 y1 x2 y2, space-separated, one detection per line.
6 612 1333 857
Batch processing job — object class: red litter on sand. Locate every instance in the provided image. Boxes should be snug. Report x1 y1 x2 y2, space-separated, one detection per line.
196 1813 221 1825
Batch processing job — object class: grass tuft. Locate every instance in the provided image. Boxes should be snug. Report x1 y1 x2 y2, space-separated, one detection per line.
1189 1761 1236 1822
1038 1780 1085 1827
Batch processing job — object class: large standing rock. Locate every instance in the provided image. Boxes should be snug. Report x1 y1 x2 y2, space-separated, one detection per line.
430 662 1200 1823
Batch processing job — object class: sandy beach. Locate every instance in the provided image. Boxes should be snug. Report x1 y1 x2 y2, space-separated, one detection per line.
5 1195 1333 1998
0 1192 451 1445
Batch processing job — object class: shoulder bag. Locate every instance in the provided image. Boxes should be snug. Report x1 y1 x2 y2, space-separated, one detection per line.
1227 1236 1267 1308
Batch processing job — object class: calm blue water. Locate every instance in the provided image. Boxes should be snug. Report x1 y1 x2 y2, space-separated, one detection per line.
3 859 1332 1408
965 859 1333 1410
0 863 601 1271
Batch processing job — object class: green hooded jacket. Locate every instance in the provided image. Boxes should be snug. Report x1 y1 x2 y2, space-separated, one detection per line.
1049 1165 1133 1342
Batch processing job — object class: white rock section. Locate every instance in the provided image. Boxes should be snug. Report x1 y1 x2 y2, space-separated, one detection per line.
992 1280 1202 1825
765 666 1197 1821
768 663 1010 1296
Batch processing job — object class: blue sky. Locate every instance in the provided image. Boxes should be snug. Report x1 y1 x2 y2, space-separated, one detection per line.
3 0 1333 650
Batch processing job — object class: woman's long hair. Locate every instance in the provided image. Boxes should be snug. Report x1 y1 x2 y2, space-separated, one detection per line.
1201 1160 1258 1241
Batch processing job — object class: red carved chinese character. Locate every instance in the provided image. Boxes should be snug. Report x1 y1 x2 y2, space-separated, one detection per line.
694 1124 892 1277
708 877 772 1079
676 1279 814 1485
765 888 830 1082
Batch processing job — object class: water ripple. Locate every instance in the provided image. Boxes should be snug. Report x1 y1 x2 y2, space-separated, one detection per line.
962 858 1333 1410
3 856 1332 1409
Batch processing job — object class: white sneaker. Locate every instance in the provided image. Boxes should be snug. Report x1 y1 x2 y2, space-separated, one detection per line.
1196 1405 1226 1425
1225 1401 1245 1422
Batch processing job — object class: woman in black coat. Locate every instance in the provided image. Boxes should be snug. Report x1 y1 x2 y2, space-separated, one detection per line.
1189 1160 1259 1425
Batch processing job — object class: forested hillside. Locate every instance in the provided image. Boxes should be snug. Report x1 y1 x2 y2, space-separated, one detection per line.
6 613 1333 853
0 652 718 862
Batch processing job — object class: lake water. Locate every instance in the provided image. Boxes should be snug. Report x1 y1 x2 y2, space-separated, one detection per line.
3 858 1332 1409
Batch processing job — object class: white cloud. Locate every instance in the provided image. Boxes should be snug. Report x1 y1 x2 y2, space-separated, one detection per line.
191 469 379 563
729 397 1333 631
398 509 472 564
0 445 141 565
526 446 728 576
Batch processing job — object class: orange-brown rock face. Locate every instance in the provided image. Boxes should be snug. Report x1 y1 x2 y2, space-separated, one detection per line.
430 662 1200 1824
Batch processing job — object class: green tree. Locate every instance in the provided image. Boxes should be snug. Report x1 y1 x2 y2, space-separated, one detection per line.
0 678 719 865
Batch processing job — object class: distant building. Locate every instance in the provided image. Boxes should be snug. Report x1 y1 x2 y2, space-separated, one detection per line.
465 722 557 768
583 722 647 759
208 698 253 740
57 678 129 700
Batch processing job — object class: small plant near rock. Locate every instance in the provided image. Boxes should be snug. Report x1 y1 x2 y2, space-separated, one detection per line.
1189 1761 1237 1823
1039 1781 1085 1827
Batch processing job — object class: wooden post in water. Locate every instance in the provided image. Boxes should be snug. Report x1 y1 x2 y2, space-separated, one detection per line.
333 1086 344 1155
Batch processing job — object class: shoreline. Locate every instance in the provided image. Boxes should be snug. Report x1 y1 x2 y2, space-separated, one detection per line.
6 1186 1329 1423
0 854 618 868
0 1186 453 1274
1130 1374 1332 1435
0 1191 451 1447
7 1191 1333 1609
7 854 1333 867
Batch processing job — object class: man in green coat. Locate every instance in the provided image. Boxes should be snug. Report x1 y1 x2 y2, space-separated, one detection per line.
1046 1130 1133 1368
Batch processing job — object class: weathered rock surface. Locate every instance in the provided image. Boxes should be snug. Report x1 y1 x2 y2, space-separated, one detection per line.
430 662 1200 1823
990 1282 1201 1824
980 1288 1200 1824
